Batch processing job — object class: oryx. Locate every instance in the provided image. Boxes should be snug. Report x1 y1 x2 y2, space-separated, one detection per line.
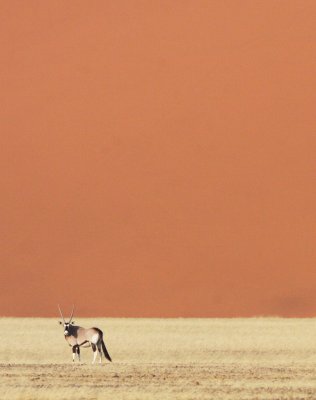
58 305 112 364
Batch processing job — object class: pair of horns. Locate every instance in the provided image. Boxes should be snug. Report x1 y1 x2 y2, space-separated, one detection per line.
58 304 74 323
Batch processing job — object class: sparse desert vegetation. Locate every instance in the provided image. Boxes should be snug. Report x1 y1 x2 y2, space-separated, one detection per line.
1 318 316 399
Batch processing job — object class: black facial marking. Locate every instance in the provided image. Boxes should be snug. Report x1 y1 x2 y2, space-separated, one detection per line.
63 322 78 338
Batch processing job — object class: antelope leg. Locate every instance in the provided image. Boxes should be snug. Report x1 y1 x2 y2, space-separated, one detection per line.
72 346 76 362
92 343 97 364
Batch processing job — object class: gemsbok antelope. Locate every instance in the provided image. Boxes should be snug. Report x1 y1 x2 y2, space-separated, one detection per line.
58 305 112 364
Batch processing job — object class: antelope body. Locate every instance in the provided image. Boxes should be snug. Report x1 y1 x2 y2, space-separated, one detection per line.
58 305 112 364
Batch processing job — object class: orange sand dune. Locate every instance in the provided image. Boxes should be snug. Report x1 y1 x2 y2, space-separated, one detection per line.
0 1 315 317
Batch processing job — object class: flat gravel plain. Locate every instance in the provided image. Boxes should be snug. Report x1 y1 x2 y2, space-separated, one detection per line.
1 318 316 399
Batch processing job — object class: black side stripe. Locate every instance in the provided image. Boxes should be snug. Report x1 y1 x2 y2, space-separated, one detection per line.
78 340 89 347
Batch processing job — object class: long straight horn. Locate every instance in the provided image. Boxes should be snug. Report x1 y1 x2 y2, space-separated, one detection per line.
58 304 65 323
69 304 75 323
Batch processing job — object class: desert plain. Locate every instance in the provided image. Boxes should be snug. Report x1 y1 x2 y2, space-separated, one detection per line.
1 318 316 399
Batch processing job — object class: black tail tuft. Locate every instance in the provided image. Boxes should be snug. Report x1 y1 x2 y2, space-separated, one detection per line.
101 340 112 362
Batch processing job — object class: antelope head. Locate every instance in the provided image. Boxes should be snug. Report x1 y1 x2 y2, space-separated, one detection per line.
58 304 75 336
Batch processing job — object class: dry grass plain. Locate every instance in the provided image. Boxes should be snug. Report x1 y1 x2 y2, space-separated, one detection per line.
1 318 316 399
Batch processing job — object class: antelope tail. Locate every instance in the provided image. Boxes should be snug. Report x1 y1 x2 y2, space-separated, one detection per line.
101 340 112 362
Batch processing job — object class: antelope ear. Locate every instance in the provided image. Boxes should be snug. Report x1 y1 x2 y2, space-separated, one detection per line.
59 321 63 325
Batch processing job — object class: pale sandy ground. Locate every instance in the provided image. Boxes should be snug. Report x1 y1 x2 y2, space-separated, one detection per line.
1 318 316 399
